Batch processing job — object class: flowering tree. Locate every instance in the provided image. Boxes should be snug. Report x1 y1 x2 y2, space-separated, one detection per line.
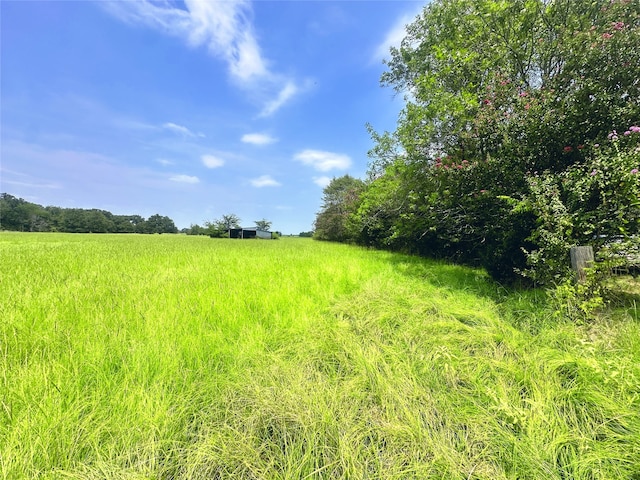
520 126 640 284
382 0 640 165
358 0 640 282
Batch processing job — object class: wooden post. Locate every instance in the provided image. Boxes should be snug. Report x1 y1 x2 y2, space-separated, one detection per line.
570 246 594 283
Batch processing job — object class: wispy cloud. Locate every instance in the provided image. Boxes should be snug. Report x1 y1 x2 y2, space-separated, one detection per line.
104 0 302 116
0 140 169 199
241 133 277 146
4 179 62 189
201 154 225 168
250 175 281 187
162 122 203 137
156 158 173 166
170 174 200 184
259 81 299 117
294 149 352 172
313 176 332 188
372 7 422 64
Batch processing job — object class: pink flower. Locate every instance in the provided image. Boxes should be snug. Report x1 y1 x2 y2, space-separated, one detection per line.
590 170 597 176
519 92 528 97
524 103 531 110
624 130 631 136
613 21 625 30
602 32 613 39
594 144 600 148
631 169 638 174
563 146 573 153
483 99 491 105
630 126 640 133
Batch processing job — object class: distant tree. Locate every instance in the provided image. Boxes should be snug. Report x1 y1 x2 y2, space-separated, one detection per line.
85 209 113 233
299 231 314 238
203 220 223 237
204 214 241 237
45 206 64 231
62 209 89 233
314 175 365 242
111 215 136 233
255 219 272 231
220 214 241 229
186 223 207 235
146 214 178 234
0 193 50 231
124 215 146 233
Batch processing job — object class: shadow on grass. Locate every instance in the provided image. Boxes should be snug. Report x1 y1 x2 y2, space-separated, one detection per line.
377 250 560 333
381 250 523 299
606 276 640 322
382 250 640 328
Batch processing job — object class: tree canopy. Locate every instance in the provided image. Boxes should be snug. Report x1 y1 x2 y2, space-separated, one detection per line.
255 219 272 231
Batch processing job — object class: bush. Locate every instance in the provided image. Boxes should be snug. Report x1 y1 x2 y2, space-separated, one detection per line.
519 126 640 286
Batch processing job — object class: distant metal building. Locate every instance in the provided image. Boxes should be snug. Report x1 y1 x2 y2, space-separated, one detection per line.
228 228 273 239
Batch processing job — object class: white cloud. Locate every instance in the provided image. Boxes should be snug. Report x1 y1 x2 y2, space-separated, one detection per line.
372 7 423 63
201 154 225 168
169 174 200 184
294 149 352 172
163 122 197 137
241 133 277 146
104 0 301 116
259 81 299 117
313 176 332 188
186 0 268 82
250 175 281 187
156 158 173 166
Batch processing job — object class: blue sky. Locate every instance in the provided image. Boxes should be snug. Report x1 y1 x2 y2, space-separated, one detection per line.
1 0 424 234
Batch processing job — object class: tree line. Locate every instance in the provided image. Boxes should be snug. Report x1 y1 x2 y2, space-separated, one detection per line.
0 193 178 234
314 0 639 286
0 194 286 238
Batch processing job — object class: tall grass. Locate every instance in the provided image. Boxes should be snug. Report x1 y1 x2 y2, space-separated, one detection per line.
1 233 639 479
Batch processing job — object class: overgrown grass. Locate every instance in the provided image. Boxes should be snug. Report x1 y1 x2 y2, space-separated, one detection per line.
1 233 639 479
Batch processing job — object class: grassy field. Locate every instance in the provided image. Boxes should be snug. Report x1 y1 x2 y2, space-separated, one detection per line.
1 233 639 479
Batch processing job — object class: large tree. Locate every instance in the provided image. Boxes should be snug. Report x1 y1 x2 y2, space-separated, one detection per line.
382 0 639 165
360 0 640 281
314 175 364 242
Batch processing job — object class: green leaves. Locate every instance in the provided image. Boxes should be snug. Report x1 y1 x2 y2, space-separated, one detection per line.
358 0 640 282
313 175 365 243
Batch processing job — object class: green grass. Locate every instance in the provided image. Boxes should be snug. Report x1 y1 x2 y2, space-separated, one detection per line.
1 232 639 479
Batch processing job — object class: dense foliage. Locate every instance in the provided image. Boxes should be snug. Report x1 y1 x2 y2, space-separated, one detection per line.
313 175 364 242
0 193 178 234
316 0 640 284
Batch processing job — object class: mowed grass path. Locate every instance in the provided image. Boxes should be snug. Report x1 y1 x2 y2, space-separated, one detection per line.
1 233 639 479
